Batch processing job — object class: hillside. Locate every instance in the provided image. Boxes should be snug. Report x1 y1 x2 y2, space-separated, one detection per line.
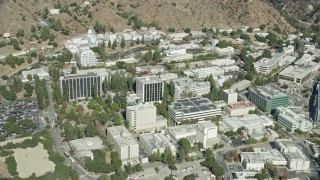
0 0 292 38
269 0 320 25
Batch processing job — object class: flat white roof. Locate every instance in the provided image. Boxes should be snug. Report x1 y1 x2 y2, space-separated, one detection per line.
279 65 313 79
107 126 138 146
136 76 162 84
140 133 175 150
70 137 104 152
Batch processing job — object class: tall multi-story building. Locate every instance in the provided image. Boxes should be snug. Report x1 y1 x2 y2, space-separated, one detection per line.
223 89 238 104
76 47 97 67
135 76 163 102
314 81 320 124
126 103 167 133
275 107 312 132
106 126 139 161
168 98 221 124
60 72 102 101
248 85 288 112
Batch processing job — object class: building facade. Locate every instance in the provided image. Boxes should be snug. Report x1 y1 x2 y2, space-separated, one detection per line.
106 126 139 161
254 58 278 75
59 73 102 101
275 107 312 132
126 103 167 133
76 47 97 67
136 76 163 102
248 86 288 112
279 65 314 85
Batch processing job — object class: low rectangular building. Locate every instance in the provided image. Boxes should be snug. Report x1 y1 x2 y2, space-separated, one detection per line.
20 68 49 83
254 58 278 75
106 126 139 161
279 65 314 85
168 98 221 124
184 67 224 79
69 137 104 160
241 148 287 171
139 133 176 155
166 121 219 148
169 77 210 99
275 139 310 171
275 107 312 132
224 101 256 116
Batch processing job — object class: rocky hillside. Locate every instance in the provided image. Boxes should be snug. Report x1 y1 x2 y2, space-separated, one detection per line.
0 0 291 38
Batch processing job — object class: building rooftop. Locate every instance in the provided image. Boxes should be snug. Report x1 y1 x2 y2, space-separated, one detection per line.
242 148 287 163
251 85 287 99
136 76 162 84
285 149 308 161
107 126 138 146
254 58 277 67
279 65 313 79
166 124 197 139
222 114 273 132
21 68 48 76
69 137 104 152
226 101 255 110
169 97 218 113
139 133 175 150
127 103 155 111
276 107 311 125
223 89 237 95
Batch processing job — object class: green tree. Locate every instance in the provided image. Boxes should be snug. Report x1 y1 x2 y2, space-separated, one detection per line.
27 56 32 64
99 173 110 180
112 40 117 49
5 156 18 176
84 123 98 137
23 83 34 97
120 38 125 48
71 66 77 74
183 174 196 180
184 28 191 33
179 138 192 153
247 27 253 33
16 29 25 37
262 49 272 58
111 151 122 172
168 28 175 32
107 40 111 48
144 50 153 63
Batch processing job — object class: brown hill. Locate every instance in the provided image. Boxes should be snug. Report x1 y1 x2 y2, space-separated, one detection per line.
0 0 291 39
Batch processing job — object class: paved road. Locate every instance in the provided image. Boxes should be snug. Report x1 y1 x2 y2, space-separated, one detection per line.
45 80 98 180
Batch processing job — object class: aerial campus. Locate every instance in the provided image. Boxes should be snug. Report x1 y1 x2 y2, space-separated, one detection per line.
1 1 320 180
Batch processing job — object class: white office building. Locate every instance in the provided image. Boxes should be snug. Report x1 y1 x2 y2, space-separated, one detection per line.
168 77 210 99
106 126 139 161
279 64 318 85
223 89 238 104
275 107 312 132
126 103 167 133
275 139 310 171
168 98 221 124
139 133 176 155
76 47 97 67
254 58 278 75
166 121 219 148
135 76 163 102
241 148 287 171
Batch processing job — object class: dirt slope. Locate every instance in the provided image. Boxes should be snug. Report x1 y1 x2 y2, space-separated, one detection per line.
0 0 290 37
